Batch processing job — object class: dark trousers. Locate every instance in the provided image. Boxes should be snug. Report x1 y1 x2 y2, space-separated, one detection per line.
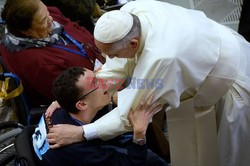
103 145 168 166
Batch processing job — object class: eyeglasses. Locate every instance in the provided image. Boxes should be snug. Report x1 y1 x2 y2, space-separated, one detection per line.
77 87 98 102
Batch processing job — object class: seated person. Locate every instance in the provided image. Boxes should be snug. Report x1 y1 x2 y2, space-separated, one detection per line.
41 0 102 34
33 67 167 166
0 0 104 106
96 0 118 8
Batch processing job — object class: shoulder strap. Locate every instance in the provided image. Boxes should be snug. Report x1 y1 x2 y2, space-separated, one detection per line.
0 65 24 100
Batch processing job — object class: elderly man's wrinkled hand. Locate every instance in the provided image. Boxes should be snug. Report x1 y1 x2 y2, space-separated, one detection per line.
46 124 84 149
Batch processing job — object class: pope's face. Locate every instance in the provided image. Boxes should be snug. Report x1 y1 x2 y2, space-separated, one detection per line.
94 39 139 59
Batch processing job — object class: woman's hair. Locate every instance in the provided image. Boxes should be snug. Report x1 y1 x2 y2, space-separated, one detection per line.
111 14 141 51
1 0 40 37
53 67 86 113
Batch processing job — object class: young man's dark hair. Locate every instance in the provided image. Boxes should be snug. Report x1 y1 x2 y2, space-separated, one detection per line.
53 67 86 113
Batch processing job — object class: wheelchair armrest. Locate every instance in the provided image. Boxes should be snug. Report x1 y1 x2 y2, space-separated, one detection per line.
0 122 24 130
0 128 22 144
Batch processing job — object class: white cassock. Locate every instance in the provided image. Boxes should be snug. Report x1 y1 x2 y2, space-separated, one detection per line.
84 1 250 166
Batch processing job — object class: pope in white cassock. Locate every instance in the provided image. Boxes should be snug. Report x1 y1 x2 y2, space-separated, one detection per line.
46 1 250 166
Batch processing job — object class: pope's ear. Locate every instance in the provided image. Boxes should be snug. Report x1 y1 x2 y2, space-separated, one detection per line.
75 100 87 111
130 38 139 48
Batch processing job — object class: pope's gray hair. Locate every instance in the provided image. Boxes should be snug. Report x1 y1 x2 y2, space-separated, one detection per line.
111 14 141 51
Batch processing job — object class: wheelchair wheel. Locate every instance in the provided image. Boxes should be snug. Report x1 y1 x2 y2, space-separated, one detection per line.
0 122 23 166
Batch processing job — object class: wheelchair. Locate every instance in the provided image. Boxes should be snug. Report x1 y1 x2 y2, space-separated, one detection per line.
0 20 47 165
0 57 47 165
0 121 41 166
0 61 47 165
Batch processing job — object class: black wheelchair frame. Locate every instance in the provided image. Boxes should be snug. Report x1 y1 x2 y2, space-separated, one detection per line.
0 121 41 166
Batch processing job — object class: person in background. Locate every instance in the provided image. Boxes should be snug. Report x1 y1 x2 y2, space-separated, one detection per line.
41 0 102 34
0 0 104 106
33 67 166 166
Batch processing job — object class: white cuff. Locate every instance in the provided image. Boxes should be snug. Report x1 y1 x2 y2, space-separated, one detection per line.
82 124 98 141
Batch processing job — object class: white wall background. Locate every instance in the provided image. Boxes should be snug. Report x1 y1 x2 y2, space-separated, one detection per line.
0 0 244 30
158 0 243 31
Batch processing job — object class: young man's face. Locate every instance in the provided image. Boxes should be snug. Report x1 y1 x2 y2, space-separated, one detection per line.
76 69 111 110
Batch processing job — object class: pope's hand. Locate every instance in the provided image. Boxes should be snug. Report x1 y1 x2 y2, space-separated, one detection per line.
45 101 61 118
47 124 84 149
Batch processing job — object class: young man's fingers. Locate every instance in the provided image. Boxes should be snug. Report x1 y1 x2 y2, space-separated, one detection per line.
147 102 162 115
140 94 146 106
127 108 132 118
146 94 155 106
137 96 145 111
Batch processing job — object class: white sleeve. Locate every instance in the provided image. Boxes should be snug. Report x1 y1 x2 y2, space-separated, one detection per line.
91 58 168 140
82 124 98 140
96 56 136 95
87 107 132 141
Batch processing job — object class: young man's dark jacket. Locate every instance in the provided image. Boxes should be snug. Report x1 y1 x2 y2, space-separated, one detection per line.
36 107 167 166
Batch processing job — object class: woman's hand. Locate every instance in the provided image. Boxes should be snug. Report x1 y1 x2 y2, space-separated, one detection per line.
45 101 61 118
128 94 162 139
47 124 84 149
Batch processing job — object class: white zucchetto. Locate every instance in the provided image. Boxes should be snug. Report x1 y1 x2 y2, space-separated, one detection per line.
94 10 133 43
